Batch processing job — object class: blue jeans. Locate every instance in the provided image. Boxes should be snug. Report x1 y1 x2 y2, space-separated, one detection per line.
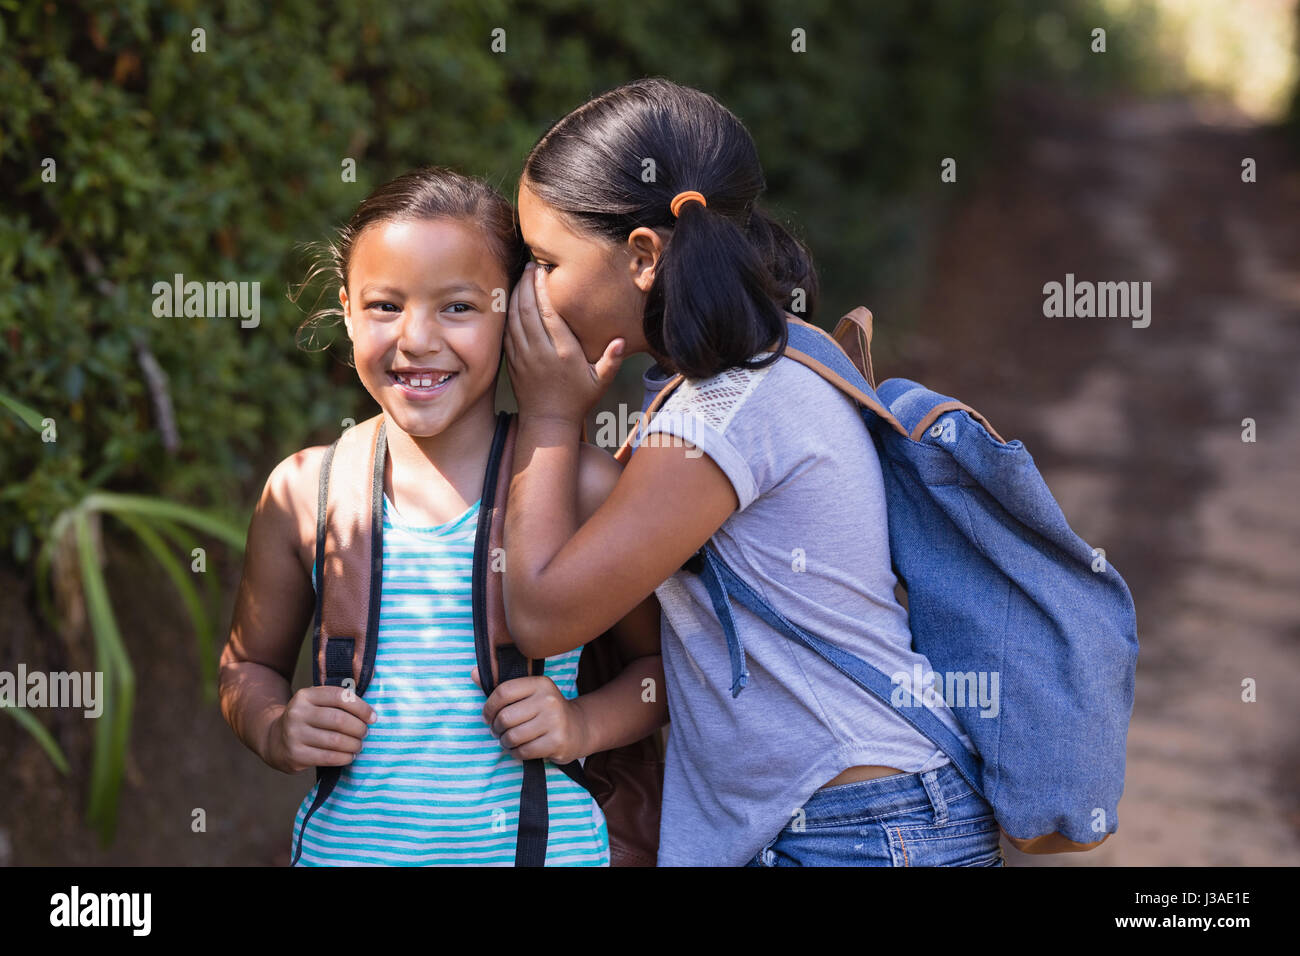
744 761 1006 866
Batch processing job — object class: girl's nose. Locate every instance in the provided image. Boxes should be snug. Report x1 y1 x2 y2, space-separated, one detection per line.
397 307 445 355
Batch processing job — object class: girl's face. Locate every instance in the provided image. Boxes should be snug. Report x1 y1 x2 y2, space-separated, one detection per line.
340 218 508 439
516 178 662 363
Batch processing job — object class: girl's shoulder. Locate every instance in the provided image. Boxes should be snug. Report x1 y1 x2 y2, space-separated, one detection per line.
659 351 780 433
264 444 330 511
660 347 848 437
256 444 331 575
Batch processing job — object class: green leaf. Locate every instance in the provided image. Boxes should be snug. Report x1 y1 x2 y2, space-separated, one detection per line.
85 492 247 551
0 390 43 430
113 511 218 702
0 706 71 774
74 510 135 846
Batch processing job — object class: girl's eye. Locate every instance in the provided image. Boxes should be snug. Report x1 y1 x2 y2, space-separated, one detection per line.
447 303 474 314
366 301 400 313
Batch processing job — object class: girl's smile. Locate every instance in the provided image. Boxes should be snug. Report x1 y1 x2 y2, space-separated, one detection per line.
388 367 459 400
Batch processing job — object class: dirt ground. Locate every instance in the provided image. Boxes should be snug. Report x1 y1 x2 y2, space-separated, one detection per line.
2 88 1297 867
889 90 1300 865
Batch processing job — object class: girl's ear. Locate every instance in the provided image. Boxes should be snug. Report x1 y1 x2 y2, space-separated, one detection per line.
339 285 354 339
627 226 665 293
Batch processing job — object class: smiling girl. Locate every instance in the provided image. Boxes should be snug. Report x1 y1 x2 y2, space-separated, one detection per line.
218 167 665 866
502 78 1002 867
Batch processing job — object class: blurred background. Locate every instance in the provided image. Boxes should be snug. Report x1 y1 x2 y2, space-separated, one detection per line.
1 0 1297 865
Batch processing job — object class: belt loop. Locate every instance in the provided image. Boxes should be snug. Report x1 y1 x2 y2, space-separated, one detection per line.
920 768 949 824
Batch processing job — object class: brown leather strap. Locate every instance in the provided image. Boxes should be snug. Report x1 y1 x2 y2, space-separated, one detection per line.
1004 828 1111 854
832 306 877 391
787 313 1007 445
613 373 685 465
911 399 1007 444
317 413 386 691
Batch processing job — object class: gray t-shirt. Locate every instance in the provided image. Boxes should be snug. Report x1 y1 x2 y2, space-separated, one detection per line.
638 349 975 867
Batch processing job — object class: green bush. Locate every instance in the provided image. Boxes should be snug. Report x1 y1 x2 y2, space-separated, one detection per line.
1 1 1132 563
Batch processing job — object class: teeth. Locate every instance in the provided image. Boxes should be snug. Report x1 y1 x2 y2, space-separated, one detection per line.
395 371 454 388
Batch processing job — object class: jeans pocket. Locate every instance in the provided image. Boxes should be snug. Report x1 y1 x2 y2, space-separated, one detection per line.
882 811 1003 867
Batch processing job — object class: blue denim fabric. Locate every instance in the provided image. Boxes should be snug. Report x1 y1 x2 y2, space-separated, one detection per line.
767 323 1136 847
744 762 1005 867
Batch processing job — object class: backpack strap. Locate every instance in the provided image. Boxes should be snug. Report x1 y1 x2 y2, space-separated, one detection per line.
784 314 1008 444
613 371 686 465
473 410 521 696
473 410 592 866
291 413 388 865
315 414 388 692
692 544 988 802
832 306 879 391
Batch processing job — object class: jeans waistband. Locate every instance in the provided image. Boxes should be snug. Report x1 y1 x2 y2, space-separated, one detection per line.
801 761 977 825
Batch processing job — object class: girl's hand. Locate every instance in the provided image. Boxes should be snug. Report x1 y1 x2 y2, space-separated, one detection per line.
505 261 625 428
265 685 376 774
472 667 591 765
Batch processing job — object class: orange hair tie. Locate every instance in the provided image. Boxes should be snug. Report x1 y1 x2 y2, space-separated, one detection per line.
669 190 707 217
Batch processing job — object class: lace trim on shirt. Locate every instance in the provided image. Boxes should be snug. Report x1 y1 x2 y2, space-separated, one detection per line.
660 352 776 433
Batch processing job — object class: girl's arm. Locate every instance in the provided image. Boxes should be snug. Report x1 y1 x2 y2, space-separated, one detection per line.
219 448 375 773
480 443 668 761
502 263 739 659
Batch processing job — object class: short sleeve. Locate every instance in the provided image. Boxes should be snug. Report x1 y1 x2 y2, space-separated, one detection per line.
637 356 779 512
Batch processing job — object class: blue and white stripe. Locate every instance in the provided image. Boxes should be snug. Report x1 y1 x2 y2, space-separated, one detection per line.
293 495 609 866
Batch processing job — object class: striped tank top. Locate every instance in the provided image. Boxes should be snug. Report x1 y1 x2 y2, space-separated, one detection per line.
292 494 609 866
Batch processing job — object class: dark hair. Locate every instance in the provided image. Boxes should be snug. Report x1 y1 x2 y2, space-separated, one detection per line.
522 77 818 379
292 166 526 358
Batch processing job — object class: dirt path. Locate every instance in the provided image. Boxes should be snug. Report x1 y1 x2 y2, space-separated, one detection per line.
888 91 1300 865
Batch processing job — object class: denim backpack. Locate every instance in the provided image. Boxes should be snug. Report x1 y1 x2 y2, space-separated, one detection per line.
619 308 1139 854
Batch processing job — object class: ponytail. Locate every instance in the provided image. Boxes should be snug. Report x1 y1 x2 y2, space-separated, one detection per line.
644 199 788 379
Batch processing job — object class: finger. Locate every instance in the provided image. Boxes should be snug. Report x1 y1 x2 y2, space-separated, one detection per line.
295 745 359 768
491 696 543 739
300 726 365 754
512 731 567 762
506 266 532 352
533 264 583 356
516 261 555 351
307 705 370 742
305 685 377 726
592 337 627 389
498 714 550 753
480 675 541 727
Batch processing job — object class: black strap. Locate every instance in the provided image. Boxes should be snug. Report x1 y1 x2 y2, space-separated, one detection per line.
309 440 337 686
290 766 341 866
358 419 387 697
293 422 386 866
556 758 589 791
497 644 549 866
471 412 513 696
470 410 592 864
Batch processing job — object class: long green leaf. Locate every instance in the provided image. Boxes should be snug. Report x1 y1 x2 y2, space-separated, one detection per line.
86 492 247 550
0 391 44 430
114 512 218 702
74 511 135 846
0 706 71 774
34 508 74 630
150 518 221 629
